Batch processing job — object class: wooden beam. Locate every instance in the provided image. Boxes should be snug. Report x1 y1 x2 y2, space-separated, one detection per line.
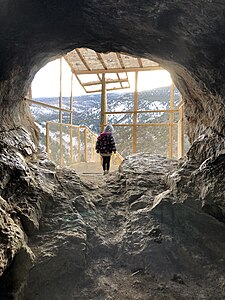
47 121 79 128
75 74 87 93
25 98 72 113
84 128 88 162
116 53 130 88
100 74 107 132
85 86 130 93
46 122 50 159
91 135 95 162
112 123 177 127
27 86 32 99
59 58 63 123
97 53 108 69
77 127 81 163
168 82 175 159
103 109 179 115
64 56 87 93
59 123 63 167
137 58 143 68
178 102 185 159
70 72 73 124
75 49 91 71
132 71 138 154
59 58 63 167
117 73 125 89
73 65 163 75
116 53 125 69
118 72 130 89
70 72 73 164
82 78 129 86
94 53 105 82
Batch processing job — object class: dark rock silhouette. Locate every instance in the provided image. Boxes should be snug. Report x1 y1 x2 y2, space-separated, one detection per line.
0 130 225 299
0 2 225 299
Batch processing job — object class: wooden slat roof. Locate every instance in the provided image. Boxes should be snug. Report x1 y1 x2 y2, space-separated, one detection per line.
64 48 162 93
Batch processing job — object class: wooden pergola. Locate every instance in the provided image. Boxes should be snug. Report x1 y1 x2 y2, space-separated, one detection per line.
64 48 184 159
64 48 162 93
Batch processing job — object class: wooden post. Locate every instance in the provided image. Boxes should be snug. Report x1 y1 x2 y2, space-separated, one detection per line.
168 82 175 159
100 74 107 133
59 58 63 167
59 123 63 167
178 101 184 158
78 127 81 162
46 122 50 159
27 86 32 99
59 58 63 123
84 127 88 162
70 72 73 164
132 71 138 153
91 135 94 161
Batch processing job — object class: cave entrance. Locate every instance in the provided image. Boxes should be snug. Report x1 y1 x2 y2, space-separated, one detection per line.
27 48 185 169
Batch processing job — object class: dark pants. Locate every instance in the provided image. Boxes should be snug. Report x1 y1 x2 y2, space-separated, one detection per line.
102 156 111 171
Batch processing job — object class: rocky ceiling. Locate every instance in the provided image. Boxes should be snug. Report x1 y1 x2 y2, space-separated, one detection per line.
1 1 225 160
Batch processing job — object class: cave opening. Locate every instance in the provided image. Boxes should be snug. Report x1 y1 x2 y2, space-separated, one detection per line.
27 48 187 172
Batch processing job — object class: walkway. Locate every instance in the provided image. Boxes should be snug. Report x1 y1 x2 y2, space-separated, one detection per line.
70 162 119 176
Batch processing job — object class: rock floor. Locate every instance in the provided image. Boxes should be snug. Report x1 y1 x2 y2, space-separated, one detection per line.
19 154 225 300
70 155 225 300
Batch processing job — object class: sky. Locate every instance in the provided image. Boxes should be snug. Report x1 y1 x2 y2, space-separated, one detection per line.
32 58 172 98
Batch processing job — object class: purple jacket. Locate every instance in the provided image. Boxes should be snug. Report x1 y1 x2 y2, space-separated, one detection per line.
96 132 116 155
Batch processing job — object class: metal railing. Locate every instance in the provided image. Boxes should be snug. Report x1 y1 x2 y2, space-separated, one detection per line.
46 122 123 168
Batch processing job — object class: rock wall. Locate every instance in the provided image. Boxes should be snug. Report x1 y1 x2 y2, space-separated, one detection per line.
1 138 225 299
0 129 90 299
1 1 225 161
1 2 225 299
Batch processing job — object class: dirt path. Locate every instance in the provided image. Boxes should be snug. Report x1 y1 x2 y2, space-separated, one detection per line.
70 162 119 176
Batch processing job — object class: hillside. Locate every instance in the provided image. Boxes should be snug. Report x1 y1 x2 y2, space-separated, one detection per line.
30 86 186 159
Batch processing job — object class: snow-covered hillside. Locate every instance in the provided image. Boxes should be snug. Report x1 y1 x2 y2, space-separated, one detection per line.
30 86 185 158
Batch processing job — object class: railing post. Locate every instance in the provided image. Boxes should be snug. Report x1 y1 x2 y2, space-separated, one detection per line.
45 121 123 168
60 123 63 167
46 122 50 160
91 135 94 162
77 127 81 162
178 102 184 158
84 127 88 162
132 71 138 154
168 82 175 159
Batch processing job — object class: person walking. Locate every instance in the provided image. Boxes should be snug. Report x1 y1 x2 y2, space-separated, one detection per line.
96 124 116 175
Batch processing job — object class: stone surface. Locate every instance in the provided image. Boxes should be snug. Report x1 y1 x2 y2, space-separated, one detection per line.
0 135 225 299
68 154 225 300
0 129 93 299
2 2 225 294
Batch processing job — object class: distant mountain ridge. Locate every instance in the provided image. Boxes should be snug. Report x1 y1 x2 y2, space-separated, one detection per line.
32 86 180 131
31 86 183 158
